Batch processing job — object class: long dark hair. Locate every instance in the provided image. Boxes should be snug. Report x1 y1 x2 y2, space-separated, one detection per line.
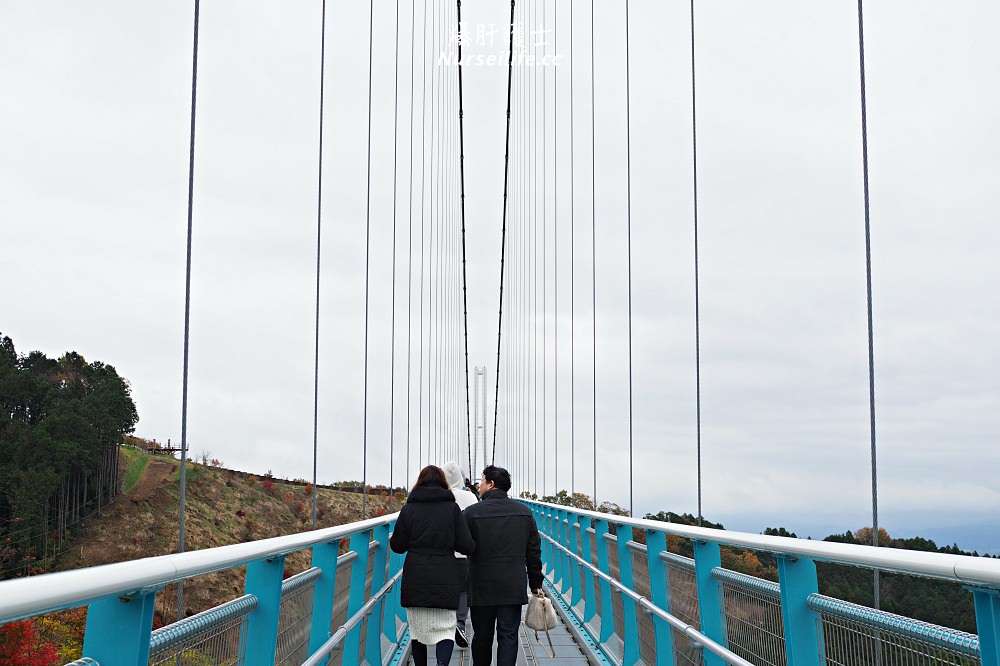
412 465 448 491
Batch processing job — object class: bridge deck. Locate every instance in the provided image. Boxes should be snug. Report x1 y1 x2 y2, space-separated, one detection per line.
425 599 591 666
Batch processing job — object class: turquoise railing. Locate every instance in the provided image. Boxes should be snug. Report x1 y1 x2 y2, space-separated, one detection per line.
0 513 408 666
5 499 1000 666
525 499 1000 666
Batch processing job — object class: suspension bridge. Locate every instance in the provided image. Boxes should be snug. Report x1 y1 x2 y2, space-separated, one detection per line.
2 0 999 664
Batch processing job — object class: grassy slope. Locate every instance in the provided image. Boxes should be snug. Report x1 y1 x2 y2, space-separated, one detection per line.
119 446 149 493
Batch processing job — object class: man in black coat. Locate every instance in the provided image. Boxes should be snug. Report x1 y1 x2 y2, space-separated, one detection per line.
463 465 543 666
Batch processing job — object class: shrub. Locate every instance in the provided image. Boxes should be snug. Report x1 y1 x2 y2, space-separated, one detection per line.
0 619 59 665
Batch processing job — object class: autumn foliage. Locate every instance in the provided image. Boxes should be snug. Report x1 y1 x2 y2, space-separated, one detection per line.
0 620 59 666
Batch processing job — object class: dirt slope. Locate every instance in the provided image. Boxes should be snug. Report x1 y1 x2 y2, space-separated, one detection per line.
54 453 393 622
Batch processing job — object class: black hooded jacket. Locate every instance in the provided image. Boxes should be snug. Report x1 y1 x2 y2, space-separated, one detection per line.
463 489 543 606
390 485 476 609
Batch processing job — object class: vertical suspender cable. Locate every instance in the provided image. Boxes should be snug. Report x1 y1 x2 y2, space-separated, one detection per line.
624 0 634 517
856 0 880 610
491 0 518 464
456 0 474 477
361 0 375 519
689 0 704 528
534 0 540 494
590 0 598 509
427 0 436 462
534 0 540 496
429 0 436 461
419 0 428 469
542 0 548 498
570 0 576 498
311 0 328 529
406 0 417 490
553 0 559 496
177 0 201 622
388 0 402 510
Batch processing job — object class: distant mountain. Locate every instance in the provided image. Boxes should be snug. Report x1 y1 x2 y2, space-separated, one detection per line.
912 522 1000 556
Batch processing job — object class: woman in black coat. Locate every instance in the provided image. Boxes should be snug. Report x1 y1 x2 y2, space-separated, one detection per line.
390 465 475 666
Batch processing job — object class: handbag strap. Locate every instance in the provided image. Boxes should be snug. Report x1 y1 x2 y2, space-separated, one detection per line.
522 623 556 659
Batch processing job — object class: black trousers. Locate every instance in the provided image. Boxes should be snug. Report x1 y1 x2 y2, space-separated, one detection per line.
470 604 521 666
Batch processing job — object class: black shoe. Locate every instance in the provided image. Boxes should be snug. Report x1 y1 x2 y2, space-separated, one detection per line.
455 625 469 649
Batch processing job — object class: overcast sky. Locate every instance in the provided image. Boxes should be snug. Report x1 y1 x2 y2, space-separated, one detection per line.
1 1 998 548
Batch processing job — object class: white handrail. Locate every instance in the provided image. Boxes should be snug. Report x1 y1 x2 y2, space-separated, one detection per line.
526 499 1000 588
0 512 398 623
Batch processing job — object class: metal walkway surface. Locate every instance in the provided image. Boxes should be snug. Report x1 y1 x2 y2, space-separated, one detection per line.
427 594 592 666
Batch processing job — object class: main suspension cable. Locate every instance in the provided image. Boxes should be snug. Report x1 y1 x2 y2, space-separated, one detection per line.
456 0 473 476
491 0 518 464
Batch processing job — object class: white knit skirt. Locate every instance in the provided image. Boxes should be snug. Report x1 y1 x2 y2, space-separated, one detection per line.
407 607 456 645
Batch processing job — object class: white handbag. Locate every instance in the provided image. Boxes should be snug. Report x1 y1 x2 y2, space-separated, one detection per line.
523 590 558 657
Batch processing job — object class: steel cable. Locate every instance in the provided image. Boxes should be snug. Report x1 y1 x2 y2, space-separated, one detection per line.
361 0 376 519
689 0 704 529
625 0 634 517
177 0 201 621
491 0 518 465
311 0 328 528
388 0 402 509
590 0 597 509
856 0 880 610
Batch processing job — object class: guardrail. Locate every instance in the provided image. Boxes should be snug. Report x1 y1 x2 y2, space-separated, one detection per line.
524 499 1000 666
0 513 408 666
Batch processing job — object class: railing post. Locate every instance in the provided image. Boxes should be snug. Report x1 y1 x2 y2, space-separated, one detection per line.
242 554 287 665
568 512 582 608
776 555 823 666
365 523 390 664
309 539 342 654
342 529 372 665
554 508 568 592
81 589 157 665
645 530 676 665
594 518 616 643
692 539 726 666
973 588 1000 666
383 521 403 644
541 506 555 580
580 517 598 625
616 526 641 666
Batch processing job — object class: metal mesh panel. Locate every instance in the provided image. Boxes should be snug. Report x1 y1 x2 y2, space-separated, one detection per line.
325 553 358 666
274 568 321 665
561 521 580 606
148 595 253 666
604 534 625 663
629 543 657 665
715 569 786 666
356 543 377 658
585 528 603 640
811 595 980 666
665 552 703 666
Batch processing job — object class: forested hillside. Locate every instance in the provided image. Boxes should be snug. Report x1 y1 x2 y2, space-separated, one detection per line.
0 333 138 578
